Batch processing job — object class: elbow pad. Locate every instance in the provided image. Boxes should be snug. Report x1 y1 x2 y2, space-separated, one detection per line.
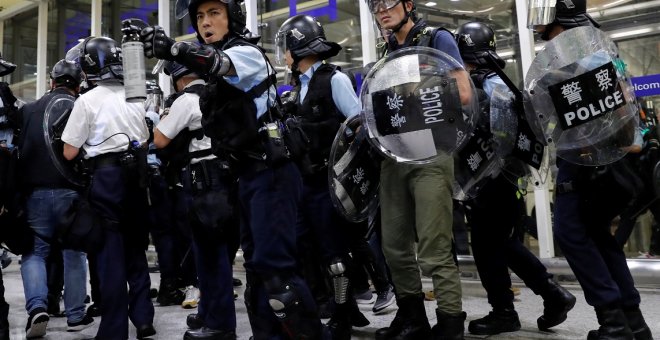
171 42 232 77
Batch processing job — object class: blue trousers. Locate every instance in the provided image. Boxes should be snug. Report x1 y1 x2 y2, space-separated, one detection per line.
239 162 322 339
553 161 640 308
89 166 154 340
182 163 236 332
468 175 552 309
297 172 349 264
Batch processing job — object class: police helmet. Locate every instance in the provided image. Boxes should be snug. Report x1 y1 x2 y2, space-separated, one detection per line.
182 0 246 42
50 59 84 87
163 61 196 85
366 0 417 31
553 0 600 29
455 22 505 69
275 15 341 65
0 50 17 77
67 37 123 81
531 0 600 40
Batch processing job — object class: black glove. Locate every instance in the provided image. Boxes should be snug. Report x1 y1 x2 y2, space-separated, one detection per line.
171 42 232 76
140 26 175 60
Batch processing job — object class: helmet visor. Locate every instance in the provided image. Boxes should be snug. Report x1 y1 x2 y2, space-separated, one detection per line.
274 30 288 66
527 0 557 29
176 0 232 19
367 0 401 14
65 39 88 65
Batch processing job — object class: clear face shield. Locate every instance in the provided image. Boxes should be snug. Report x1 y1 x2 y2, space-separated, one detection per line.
274 30 294 85
367 0 401 14
527 0 557 29
65 39 90 89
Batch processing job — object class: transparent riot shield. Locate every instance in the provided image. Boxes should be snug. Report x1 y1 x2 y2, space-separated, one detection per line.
43 95 87 187
453 90 501 200
361 46 479 164
524 26 639 166
328 116 380 223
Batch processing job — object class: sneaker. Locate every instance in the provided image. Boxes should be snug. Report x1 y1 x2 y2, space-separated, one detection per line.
354 289 375 304
182 286 200 309
637 251 658 259
373 286 395 314
424 290 435 301
67 315 94 332
511 286 521 296
25 308 49 339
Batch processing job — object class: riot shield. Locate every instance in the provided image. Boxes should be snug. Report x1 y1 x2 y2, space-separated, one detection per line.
452 90 500 200
524 26 639 166
43 95 86 187
328 116 380 223
360 46 479 164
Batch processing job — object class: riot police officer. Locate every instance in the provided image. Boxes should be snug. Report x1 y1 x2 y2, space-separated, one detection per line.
61 37 155 340
0 49 17 340
141 0 327 338
530 1 653 339
364 0 471 339
154 61 237 340
275 14 369 339
455 22 576 336
16 59 94 338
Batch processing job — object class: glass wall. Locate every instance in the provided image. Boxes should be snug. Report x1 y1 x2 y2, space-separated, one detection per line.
419 0 523 87
2 7 38 99
256 0 364 84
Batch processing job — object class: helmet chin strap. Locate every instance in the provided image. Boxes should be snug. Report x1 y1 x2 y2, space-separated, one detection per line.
391 2 412 33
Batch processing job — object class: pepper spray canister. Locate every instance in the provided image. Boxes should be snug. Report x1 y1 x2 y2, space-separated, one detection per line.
121 18 148 103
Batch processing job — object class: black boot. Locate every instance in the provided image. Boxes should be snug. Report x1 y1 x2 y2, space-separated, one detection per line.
157 278 184 306
187 313 204 330
538 278 576 330
375 294 431 340
622 306 653 340
0 301 9 340
432 309 466 340
468 307 520 335
183 327 237 340
327 303 351 340
587 306 634 340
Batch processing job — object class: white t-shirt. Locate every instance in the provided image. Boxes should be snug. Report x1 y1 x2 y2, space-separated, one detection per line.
156 79 215 164
61 82 149 158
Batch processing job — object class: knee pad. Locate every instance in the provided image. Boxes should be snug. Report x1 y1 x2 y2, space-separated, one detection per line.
329 257 349 304
263 275 304 320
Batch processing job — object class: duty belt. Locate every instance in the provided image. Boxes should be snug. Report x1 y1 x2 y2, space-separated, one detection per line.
88 152 123 170
187 158 231 192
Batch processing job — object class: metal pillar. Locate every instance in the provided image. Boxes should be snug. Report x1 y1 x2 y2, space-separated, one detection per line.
36 0 48 98
91 0 102 37
516 0 554 258
158 0 171 98
359 0 377 67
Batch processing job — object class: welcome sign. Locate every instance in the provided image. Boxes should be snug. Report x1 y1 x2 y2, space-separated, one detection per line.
631 73 660 98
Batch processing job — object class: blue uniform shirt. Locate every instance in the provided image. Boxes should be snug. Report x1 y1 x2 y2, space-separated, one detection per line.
223 45 277 119
482 74 509 99
299 61 360 119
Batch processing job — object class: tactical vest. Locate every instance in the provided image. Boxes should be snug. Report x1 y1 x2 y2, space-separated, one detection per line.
470 68 498 90
386 21 453 52
294 63 345 169
199 36 277 160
